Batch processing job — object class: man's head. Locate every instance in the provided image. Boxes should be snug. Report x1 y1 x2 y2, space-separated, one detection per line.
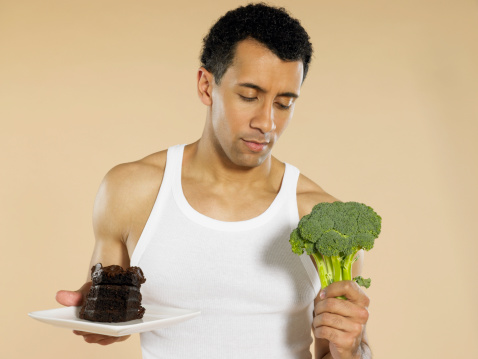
197 3 312 169
199 2 313 85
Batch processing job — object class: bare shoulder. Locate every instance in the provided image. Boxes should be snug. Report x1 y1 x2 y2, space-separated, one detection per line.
296 172 340 219
101 150 167 199
92 149 168 241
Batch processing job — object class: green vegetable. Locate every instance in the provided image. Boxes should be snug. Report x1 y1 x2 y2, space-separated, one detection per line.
289 201 381 293
353 276 371 289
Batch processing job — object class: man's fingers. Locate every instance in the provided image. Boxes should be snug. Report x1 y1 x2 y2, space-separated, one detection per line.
60 283 131 346
73 331 130 345
315 297 369 325
97 337 121 346
319 280 370 307
56 290 83 307
313 281 371 356
313 312 362 333
56 282 92 307
314 325 358 350
83 334 110 344
315 296 355 317
99 334 130 345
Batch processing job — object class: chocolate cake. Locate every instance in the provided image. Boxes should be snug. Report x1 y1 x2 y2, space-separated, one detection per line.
79 263 146 323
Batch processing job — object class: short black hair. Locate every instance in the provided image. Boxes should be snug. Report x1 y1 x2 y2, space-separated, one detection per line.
200 2 313 85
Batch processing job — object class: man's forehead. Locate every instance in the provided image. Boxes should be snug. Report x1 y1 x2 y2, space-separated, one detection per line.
232 38 300 68
226 39 304 91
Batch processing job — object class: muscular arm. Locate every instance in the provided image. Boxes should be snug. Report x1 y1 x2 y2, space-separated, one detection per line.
86 164 134 279
56 153 166 345
296 173 372 359
87 152 166 279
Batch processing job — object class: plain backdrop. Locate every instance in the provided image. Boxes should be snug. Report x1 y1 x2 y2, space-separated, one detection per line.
1 0 477 358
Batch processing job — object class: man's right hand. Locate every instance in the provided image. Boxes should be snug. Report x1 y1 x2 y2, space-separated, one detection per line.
55 282 131 345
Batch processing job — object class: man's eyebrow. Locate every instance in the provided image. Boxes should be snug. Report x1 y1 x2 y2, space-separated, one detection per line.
237 82 299 98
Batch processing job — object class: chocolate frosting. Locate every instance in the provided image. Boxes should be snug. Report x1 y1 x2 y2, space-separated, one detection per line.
90 263 146 286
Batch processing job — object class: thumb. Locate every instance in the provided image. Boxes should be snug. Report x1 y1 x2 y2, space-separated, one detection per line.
56 282 92 307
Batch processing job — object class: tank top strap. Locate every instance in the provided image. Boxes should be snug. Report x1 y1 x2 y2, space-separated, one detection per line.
130 144 185 266
282 163 321 295
163 143 186 192
282 162 301 225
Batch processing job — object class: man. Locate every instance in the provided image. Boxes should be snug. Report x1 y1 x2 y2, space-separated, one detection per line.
57 3 372 358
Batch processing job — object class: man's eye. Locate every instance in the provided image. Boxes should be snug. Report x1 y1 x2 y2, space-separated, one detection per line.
239 95 256 102
276 102 292 110
239 95 291 109
277 103 291 110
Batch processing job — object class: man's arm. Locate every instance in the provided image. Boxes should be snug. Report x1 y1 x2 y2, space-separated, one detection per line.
88 163 137 271
296 173 372 359
55 164 135 344
56 158 165 345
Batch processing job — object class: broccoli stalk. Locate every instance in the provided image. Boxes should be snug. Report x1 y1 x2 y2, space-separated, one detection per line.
311 253 330 288
290 201 381 294
342 252 356 281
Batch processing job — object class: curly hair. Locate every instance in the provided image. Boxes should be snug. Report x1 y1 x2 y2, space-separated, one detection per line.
199 2 313 85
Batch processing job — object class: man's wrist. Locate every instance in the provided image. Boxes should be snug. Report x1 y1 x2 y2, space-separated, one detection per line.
354 342 372 359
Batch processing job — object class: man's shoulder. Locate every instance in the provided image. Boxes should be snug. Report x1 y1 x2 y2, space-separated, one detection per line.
92 149 169 246
106 149 167 183
296 172 340 219
99 149 168 202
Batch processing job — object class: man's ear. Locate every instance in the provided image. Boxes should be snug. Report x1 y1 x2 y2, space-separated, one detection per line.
197 67 214 106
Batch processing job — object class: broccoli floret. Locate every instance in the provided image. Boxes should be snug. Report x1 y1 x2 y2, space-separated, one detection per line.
289 201 381 292
353 276 371 289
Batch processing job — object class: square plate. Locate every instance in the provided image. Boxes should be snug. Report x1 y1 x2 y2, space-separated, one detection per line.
28 305 200 337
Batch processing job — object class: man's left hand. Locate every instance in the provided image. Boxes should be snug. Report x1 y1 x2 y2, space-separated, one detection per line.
313 280 370 359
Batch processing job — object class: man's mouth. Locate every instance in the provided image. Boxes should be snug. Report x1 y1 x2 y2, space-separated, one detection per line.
241 139 269 152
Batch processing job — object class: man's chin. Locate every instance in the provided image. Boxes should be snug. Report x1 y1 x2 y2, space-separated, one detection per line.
232 150 271 168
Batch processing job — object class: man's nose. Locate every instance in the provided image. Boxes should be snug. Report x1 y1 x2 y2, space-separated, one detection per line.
250 102 276 134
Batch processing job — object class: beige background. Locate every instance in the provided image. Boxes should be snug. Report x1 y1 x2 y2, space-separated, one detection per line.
1 0 477 358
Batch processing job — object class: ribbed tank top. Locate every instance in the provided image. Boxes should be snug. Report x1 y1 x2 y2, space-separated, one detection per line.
131 144 321 359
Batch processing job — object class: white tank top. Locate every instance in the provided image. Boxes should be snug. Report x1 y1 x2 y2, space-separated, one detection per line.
131 144 320 359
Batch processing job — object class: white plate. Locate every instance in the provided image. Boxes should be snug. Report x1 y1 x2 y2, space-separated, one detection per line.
28 305 201 337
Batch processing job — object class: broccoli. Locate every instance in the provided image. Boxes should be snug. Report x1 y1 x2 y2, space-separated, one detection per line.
289 201 381 293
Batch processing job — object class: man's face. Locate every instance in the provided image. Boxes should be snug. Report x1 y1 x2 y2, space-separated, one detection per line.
208 38 303 168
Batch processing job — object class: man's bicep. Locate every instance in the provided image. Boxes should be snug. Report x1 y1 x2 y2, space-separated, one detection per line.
296 173 340 219
87 167 131 279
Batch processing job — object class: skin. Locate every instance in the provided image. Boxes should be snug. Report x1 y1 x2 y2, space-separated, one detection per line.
56 38 371 358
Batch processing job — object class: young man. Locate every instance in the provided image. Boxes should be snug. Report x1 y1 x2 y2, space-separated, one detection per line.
57 4 372 358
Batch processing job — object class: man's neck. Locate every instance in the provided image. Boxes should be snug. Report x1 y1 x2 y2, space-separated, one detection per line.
186 138 275 188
